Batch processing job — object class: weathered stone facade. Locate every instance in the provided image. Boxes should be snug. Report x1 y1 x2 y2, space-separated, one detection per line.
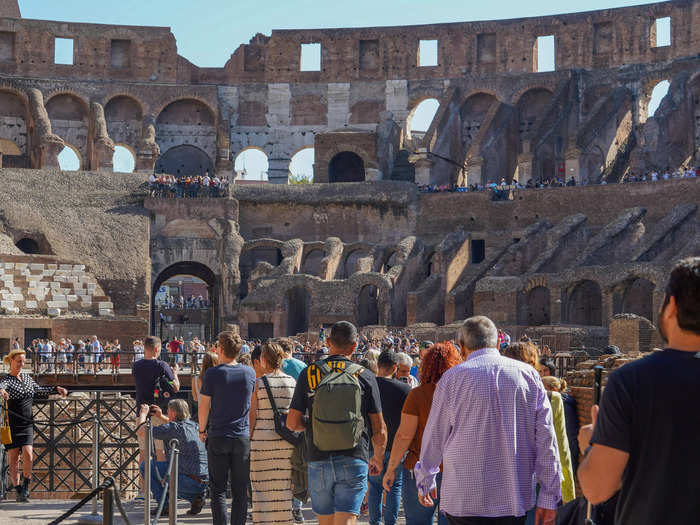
0 1 698 347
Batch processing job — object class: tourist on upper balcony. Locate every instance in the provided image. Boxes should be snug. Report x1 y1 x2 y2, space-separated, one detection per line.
0 348 68 502
578 257 700 525
415 317 561 525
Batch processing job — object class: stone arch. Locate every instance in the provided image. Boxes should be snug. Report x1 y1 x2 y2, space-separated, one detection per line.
613 277 655 321
0 88 30 167
234 146 269 181
113 143 136 173
383 251 400 273
289 145 314 182
406 97 440 139
285 286 311 336
516 88 553 143
301 249 324 276
566 280 602 326
329 151 365 183
155 144 214 176
644 79 670 121
57 142 82 171
239 243 284 299
155 98 217 165
45 92 89 168
343 249 366 278
522 286 551 326
151 261 218 338
105 95 144 153
15 238 40 254
460 92 499 152
357 284 379 327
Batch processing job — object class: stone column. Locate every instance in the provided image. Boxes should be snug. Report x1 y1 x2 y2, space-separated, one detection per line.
414 155 433 185
550 286 563 325
466 156 484 186
564 145 581 183
267 157 289 184
516 151 534 185
601 288 614 327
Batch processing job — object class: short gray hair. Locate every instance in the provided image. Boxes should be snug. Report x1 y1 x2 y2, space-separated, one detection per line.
457 316 498 351
396 352 413 367
167 399 190 421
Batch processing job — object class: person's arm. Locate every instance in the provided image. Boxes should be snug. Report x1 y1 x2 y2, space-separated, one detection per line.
163 362 180 393
28 376 60 399
532 381 562 513
577 371 631 505
192 376 201 403
149 404 170 424
369 412 387 475
414 380 451 506
249 383 259 439
197 394 211 442
287 368 309 432
136 404 150 438
382 412 418 491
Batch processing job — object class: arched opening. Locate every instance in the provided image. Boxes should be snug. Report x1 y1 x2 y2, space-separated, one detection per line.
239 247 283 299
357 285 379 326
647 80 670 119
57 144 81 171
46 93 89 165
302 249 324 276
343 250 365 278
155 144 214 177
234 148 269 181
613 278 655 321
461 93 498 152
567 280 602 326
0 91 29 168
112 144 135 173
425 252 436 278
407 99 439 139
151 261 217 341
526 286 550 326
328 151 365 183
285 287 310 336
517 88 553 142
156 99 217 166
289 147 314 183
105 95 143 153
383 251 399 273
15 238 40 254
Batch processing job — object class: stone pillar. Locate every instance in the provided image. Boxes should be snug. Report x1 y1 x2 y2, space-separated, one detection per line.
550 287 563 325
365 167 381 181
516 152 534 185
601 288 614 327
414 156 433 185
564 145 582 183
136 116 159 173
466 156 484 186
267 157 289 184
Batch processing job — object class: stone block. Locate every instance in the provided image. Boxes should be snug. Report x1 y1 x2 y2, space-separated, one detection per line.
15 263 27 270
47 307 61 317
29 263 45 271
98 308 114 317
47 300 69 309
67 295 78 302
9 294 23 301
59 264 73 270
25 300 37 309
4 263 14 269
47 264 57 270
1 300 14 309
98 301 114 309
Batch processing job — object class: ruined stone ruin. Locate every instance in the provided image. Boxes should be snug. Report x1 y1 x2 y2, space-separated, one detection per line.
0 0 699 354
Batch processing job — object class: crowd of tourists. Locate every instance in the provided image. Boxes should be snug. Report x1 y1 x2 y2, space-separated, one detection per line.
156 294 211 309
148 173 230 198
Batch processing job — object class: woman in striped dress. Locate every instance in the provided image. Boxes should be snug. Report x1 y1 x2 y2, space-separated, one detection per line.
249 342 297 525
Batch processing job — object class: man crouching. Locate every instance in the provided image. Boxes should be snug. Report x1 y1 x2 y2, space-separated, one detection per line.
137 400 208 516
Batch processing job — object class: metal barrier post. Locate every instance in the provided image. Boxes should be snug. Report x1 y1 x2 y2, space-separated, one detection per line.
76 393 102 524
168 439 180 525
144 418 152 525
102 485 114 525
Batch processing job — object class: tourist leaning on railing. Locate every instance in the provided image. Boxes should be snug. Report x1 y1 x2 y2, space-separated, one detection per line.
0 349 68 502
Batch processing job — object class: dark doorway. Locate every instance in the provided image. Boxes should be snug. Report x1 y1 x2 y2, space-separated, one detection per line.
285 287 310 336
248 323 274 341
614 278 655 321
151 261 218 339
471 239 486 263
155 145 214 177
358 285 379 326
567 280 602 326
302 250 324 276
15 238 40 254
526 286 550 326
24 328 49 353
328 152 365 183
240 248 284 299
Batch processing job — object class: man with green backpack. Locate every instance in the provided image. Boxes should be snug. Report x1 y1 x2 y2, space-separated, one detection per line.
288 321 387 525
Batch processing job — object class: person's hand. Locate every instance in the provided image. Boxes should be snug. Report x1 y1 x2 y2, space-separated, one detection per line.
418 487 437 507
535 507 556 525
172 363 179 373
578 404 599 454
150 404 163 419
56 387 68 397
139 404 150 417
382 468 396 492
0 388 8 401
369 454 383 476
198 430 207 443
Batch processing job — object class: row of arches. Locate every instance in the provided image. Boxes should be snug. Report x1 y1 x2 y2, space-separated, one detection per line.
517 277 657 327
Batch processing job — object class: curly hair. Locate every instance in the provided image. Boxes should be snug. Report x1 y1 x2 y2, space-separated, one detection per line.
503 342 539 369
218 331 243 359
261 342 286 370
420 342 461 384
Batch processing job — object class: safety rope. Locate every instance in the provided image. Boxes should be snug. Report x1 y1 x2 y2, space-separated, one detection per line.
46 476 114 525
151 444 177 523
3 406 94 427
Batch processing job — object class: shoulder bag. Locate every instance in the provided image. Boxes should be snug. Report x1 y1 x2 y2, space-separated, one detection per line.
1 401 11 445
261 376 303 446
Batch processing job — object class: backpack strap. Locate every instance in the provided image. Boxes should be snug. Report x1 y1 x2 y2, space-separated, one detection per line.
307 359 361 390
261 376 281 418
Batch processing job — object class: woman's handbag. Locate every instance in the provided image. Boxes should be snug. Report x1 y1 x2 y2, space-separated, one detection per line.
1 402 11 445
261 376 304 446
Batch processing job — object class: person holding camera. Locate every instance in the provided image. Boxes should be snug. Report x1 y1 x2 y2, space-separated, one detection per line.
136 400 208 516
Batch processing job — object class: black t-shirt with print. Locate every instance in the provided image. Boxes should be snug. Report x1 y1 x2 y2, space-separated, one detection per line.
376 377 411 452
290 355 382 463
591 349 700 525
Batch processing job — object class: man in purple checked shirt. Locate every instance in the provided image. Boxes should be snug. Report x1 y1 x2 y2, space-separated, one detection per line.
414 316 561 525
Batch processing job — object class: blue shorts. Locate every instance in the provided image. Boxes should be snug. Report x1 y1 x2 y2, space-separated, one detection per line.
308 456 368 516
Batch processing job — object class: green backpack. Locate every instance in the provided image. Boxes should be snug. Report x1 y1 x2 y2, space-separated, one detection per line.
309 360 364 452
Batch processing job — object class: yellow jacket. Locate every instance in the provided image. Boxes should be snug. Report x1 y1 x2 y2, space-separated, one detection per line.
549 391 575 503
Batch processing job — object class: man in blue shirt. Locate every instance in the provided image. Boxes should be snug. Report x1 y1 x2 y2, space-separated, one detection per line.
198 332 256 525
136 400 208 516
278 338 306 380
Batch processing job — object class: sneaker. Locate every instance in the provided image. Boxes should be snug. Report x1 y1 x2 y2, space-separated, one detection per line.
187 494 205 515
292 508 305 523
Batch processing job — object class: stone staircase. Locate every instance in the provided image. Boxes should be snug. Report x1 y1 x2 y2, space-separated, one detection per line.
0 255 114 316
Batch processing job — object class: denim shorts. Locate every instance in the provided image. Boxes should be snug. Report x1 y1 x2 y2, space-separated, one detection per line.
308 456 369 516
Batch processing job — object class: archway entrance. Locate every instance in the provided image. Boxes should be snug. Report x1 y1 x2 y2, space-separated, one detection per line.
357 285 379 326
285 287 310 336
155 145 214 177
567 280 602 326
151 262 218 343
329 152 365 183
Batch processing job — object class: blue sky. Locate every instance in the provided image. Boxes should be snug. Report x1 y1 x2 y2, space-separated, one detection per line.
25 0 669 176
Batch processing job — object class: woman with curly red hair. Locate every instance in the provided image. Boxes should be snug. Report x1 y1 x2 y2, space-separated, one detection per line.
381 342 462 525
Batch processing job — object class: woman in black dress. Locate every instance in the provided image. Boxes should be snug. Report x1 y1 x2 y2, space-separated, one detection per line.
0 349 67 502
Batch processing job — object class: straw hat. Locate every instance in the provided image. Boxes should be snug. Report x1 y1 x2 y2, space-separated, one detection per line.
3 348 26 365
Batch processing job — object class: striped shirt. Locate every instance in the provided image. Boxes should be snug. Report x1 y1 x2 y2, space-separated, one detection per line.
414 348 562 517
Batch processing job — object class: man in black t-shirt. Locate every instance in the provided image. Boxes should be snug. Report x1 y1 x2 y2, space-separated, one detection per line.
578 257 700 525
288 321 387 525
368 351 410 525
